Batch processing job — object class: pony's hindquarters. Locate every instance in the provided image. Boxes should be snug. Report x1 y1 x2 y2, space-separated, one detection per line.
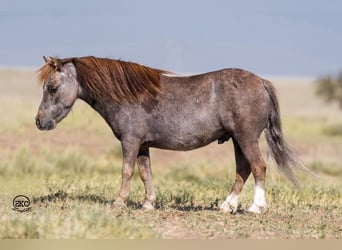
220 76 305 214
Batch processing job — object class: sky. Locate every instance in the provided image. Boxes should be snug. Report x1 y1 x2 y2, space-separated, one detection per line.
1 0 342 76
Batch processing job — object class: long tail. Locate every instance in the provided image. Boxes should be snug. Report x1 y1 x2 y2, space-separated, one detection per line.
263 79 310 188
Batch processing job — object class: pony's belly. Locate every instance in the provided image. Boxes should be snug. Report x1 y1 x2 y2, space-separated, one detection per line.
148 130 228 151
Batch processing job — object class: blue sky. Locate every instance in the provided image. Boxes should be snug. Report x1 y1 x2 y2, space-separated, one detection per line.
1 0 342 76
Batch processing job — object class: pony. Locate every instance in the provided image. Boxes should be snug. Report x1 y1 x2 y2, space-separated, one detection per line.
35 56 306 213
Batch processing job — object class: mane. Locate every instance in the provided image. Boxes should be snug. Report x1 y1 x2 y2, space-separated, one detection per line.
38 63 53 84
38 56 170 104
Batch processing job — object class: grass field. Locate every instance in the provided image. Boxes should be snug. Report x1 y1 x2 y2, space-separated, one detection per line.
0 69 342 239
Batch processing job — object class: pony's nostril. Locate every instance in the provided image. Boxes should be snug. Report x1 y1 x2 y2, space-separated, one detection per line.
35 118 41 129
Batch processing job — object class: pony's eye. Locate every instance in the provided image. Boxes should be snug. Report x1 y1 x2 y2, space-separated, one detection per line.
48 86 58 95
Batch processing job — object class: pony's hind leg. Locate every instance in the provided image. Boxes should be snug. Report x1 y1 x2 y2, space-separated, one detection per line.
239 140 268 214
248 152 268 213
220 139 251 213
220 138 268 214
137 147 156 210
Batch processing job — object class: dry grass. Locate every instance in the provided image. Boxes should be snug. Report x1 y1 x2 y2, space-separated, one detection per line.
0 69 342 239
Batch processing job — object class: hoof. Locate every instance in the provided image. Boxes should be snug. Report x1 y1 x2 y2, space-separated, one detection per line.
219 202 238 214
247 203 268 214
142 202 155 210
111 198 127 209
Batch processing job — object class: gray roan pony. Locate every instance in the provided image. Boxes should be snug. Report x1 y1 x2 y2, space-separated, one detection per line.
36 56 305 214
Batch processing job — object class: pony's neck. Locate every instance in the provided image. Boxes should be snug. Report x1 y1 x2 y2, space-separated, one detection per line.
78 83 121 125
79 84 106 111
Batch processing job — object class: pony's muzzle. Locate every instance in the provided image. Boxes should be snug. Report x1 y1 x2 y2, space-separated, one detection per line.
35 117 55 130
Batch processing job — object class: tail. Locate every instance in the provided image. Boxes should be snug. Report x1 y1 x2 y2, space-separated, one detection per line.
263 80 311 188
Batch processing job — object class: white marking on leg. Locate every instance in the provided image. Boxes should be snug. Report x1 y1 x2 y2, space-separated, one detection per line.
220 193 239 213
248 183 268 214
254 184 266 206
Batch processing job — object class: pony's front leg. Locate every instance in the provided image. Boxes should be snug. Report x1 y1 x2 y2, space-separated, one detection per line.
112 140 139 208
137 147 156 210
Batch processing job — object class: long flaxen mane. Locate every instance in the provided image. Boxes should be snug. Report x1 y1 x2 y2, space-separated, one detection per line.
38 56 170 103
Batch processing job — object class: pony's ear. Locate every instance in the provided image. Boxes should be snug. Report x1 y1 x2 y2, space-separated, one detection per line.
43 56 62 72
43 56 49 64
50 57 62 72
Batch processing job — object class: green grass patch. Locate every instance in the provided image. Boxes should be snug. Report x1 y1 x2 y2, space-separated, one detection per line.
1 146 341 239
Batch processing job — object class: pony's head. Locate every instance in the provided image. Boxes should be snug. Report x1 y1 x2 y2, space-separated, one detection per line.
35 55 167 130
35 56 79 130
